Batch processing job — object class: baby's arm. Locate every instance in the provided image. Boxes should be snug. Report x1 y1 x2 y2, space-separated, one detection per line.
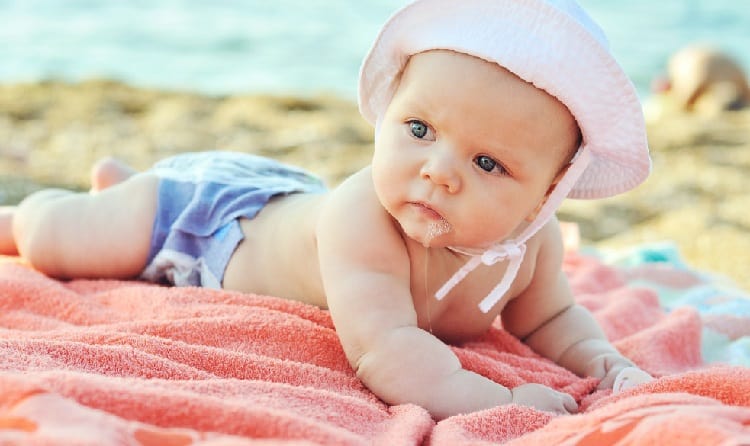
502 220 640 390
518 279 634 389
317 171 508 419
317 171 574 419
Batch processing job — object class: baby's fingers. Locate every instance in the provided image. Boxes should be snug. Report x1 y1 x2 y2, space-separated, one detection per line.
543 389 578 415
612 367 654 394
511 383 578 415
597 367 621 390
591 355 633 389
561 393 578 414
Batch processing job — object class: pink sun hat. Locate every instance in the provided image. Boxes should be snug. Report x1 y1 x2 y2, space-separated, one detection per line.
358 0 651 200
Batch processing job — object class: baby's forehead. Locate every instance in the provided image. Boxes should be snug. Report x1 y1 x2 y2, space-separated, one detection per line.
397 51 579 132
401 50 519 83
399 50 573 113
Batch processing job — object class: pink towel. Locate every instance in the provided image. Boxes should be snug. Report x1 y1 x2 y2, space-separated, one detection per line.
1 253 748 445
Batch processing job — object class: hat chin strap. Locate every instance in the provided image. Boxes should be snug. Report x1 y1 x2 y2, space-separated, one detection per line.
436 147 593 313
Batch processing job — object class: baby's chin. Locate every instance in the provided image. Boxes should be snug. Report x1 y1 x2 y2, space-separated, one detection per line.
404 230 443 249
400 220 454 248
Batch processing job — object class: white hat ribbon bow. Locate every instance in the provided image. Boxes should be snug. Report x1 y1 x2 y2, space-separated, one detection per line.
436 242 527 313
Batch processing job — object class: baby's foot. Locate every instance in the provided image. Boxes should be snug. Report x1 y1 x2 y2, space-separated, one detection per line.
90 157 138 192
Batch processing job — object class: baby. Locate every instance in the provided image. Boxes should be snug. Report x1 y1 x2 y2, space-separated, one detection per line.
0 0 652 419
647 44 750 119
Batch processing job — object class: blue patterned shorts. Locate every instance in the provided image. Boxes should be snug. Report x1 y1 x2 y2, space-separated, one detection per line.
140 151 327 287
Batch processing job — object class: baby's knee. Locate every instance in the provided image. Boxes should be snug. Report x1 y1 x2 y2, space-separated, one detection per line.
13 190 74 269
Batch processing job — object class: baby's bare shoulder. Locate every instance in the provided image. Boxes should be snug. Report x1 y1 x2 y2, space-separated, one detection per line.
325 166 376 205
525 215 565 263
321 167 397 237
317 166 408 269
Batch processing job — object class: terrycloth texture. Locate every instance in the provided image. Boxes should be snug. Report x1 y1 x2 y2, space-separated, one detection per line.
1 250 749 445
593 241 750 367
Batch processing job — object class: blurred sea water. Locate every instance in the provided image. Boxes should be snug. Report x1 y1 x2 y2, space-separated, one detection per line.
0 0 748 99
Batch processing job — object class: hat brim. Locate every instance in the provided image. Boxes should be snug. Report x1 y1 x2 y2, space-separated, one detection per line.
358 0 651 199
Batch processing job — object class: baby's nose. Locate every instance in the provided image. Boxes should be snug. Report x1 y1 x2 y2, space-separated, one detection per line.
420 151 461 193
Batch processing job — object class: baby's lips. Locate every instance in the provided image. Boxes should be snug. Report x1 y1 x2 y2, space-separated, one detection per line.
612 367 654 394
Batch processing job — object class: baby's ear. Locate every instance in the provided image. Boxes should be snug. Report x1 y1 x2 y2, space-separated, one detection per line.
524 165 570 222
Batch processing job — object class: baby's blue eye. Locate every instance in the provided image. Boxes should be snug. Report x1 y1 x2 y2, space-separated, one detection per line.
475 155 497 172
410 121 428 139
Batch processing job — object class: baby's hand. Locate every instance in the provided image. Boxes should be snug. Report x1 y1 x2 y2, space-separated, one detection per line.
612 366 654 394
510 383 578 415
585 353 644 390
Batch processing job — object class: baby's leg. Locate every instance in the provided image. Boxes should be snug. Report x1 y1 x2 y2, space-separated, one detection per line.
13 173 159 279
0 206 18 255
0 157 140 257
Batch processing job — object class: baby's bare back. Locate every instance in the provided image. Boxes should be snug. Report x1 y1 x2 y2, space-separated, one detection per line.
223 192 329 306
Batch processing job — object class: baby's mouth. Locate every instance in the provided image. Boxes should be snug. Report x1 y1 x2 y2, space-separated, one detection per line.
409 201 444 220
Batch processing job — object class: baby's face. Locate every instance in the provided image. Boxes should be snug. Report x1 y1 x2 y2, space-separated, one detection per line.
372 50 579 249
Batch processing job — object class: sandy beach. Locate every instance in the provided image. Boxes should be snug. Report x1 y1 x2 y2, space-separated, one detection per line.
1 80 748 291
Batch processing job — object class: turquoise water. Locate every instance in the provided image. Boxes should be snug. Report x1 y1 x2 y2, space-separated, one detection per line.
1 0 748 98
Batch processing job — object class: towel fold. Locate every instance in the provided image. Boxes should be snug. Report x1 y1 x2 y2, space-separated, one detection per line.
1 250 748 444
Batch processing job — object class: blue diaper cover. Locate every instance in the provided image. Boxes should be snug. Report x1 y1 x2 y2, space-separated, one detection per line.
140 151 327 288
